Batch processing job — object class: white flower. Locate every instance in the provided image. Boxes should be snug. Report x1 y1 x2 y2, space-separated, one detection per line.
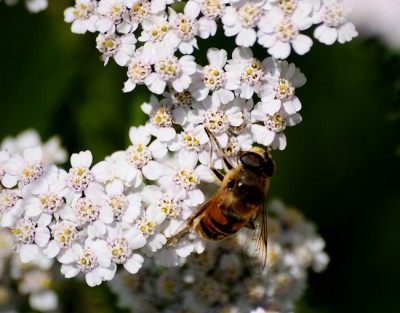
141 96 186 142
313 0 358 45
187 96 243 147
139 14 176 63
134 204 167 254
12 218 50 263
96 33 137 66
168 124 210 166
123 47 152 93
64 0 98 34
275 0 314 16
104 180 141 223
0 189 23 228
158 151 214 206
68 187 113 239
189 48 239 105
221 0 266 47
258 7 313 59
225 47 266 99
3 147 55 195
145 50 197 94
110 124 168 187
118 0 152 33
261 57 306 114
95 0 130 33
184 0 224 38
168 8 200 54
43 220 81 259
65 150 100 197
106 224 146 274
1 129 67 165
59 240 114 286
251 105 302 150
24 168 67 226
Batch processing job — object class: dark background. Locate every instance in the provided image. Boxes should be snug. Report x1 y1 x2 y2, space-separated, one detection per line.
1 2 399 312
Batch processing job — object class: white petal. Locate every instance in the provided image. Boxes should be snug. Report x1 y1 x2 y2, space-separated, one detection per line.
292 34 313 55
124 254 144 274
20 244 39 263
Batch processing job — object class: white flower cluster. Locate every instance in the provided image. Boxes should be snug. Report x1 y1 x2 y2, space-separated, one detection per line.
0 0 48 13
108 199 329 313
64 0 358 78
0 217 58 313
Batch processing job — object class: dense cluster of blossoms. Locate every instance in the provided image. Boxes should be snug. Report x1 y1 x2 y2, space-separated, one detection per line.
0 227 58 313
108 199 329 313
0 0 358 311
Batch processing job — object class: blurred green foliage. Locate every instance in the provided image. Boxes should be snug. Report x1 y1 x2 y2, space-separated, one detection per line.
0 2 400 313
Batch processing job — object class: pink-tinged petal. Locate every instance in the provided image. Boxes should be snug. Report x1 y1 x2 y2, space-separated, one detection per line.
20 244 39 263
292 34 313 55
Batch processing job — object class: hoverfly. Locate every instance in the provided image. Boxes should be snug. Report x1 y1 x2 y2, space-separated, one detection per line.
166 129 275 273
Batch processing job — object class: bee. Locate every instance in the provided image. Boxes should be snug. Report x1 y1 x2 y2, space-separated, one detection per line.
166 130 275 273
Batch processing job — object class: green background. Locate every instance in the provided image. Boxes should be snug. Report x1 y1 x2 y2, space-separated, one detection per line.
1 1 400 312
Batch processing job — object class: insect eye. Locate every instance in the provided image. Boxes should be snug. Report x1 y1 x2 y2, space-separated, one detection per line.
240 152 263 169
264 158 275 177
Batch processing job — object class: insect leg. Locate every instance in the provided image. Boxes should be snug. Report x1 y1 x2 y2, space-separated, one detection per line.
208 140 225 183
205 127 234 173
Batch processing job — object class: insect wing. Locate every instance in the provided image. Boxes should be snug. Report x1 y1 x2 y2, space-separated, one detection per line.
165 190 223 246
240 200 268 275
